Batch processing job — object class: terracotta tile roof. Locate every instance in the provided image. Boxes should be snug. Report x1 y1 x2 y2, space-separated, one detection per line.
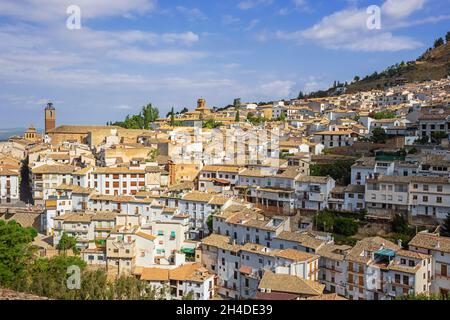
201 165 244 173
347 237 399 264
201 234 240 252
409 232 450 254
316 244 352 261
258 271 324 296
54 213 93 223
93 167 145 174
135 231 156 241
169 263 212 282
32 164 75 174
181 192 214 203
396 249 430 260
56 184 95 195
275 248 319 262
305 293 347 300
275 231 326 250
140 268 170 281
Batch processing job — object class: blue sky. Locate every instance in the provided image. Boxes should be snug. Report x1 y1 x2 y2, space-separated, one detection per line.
0 0 449 128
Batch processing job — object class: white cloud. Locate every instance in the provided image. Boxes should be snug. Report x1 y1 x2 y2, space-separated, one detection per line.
176 6 208 21
0 0 157 23
114 105 133 110
382 0 426 19
277 8 290 16
162 32 199 45
110 48 208 64
245 19 260 31
259 80 295 98
293 0 311 12
222 15 240 26
237 0 273 10
275 0 427 52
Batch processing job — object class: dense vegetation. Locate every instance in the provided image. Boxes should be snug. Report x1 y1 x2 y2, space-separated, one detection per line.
369 111 396 120
310 160 355 185
388 214 426 247
109 103 160 129
0 220 175 300
314 209 363 245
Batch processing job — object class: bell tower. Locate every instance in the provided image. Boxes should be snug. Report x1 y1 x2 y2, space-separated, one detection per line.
44 102 56 134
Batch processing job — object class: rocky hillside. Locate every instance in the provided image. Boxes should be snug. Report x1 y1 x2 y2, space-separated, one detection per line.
305 34 450 97
346 41 450 93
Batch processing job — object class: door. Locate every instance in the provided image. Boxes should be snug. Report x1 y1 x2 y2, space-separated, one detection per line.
441 264 448 277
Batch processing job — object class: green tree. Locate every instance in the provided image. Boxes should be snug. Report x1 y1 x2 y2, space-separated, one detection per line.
141 103 159 129
334 218 358 237
21 255 86 299
78 269 112 300
203 119 222 129
370 111 396 120
297 91 305 99
353 76 360 82
235 109 240 122
278 111 286 121
182 291 195 300
446 31 450 43
392 214 409 234
371 127 388 144
434 37 444 48
58 233 78 255
246 112 267 125
233 98 241 109
123 114 144 129
169 107 175 126
315 211 334 233
431 131 448 143
147 149 159 162
206 215 214 232
310 161 355 185
440 212 450 237
0 221 37 286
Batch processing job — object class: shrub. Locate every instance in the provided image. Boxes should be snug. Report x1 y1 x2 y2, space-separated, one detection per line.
333 218 358 237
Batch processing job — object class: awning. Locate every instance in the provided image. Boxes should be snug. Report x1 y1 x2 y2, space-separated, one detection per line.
375 248 396 258
181 248 195 254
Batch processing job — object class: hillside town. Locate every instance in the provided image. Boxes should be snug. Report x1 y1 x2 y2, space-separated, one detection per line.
1 77 450 301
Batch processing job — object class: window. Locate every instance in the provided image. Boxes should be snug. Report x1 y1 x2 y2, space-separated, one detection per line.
423 185 429 191
437 185 443 192
437 197 443 204
423 196 428 203
441 264 448 277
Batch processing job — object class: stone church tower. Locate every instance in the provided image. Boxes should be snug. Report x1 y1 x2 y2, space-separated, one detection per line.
44 102 56 134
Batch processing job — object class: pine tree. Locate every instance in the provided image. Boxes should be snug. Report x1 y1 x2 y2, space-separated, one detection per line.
235 109 240 122
434 37 444 48
170 107 175 126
